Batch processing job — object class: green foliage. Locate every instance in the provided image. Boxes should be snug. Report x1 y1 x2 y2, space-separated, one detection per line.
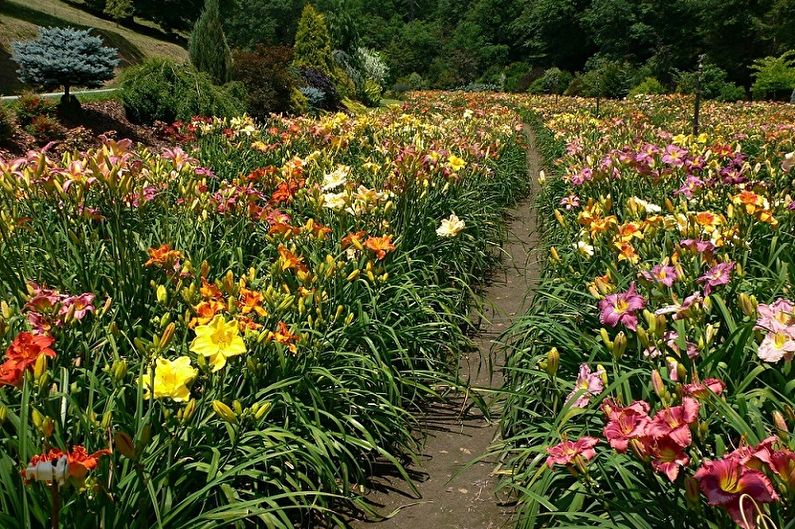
675 63 746 101
292 4 335 79
502 62 534 93
119 58 245 124
529 67 574 95
231 45 296 120
0 105 15 143
750 51 795 101
11 27 119 100
14 91 56 127
189 0 232 85
392 72 428 95
104 0 134 20
628 76 666 96
569 58 634 98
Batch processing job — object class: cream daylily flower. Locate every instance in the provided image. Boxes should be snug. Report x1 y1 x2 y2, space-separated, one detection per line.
436 213 466 238
322 165 350 191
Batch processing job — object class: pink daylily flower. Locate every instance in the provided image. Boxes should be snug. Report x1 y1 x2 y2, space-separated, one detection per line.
640 264 678 287
697 262 734 296
545 437 599 468
598 282 646 330
566 364 606 408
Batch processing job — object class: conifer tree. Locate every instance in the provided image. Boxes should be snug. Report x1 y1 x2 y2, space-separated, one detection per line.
188 0 231 84
11 27 119 107
292 4 336 79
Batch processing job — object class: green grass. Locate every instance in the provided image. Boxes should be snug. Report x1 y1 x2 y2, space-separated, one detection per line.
0 0 187 95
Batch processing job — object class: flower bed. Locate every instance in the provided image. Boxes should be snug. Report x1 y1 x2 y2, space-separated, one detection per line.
499 94 795 529
0 95 528 528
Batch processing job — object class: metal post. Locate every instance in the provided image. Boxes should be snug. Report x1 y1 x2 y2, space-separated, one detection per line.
693 54 705 136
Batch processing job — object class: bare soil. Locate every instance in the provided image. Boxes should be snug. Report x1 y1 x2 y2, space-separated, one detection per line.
347 126 542 529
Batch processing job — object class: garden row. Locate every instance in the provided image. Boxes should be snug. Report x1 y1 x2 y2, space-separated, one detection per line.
0 95 528 528
497 94 795 529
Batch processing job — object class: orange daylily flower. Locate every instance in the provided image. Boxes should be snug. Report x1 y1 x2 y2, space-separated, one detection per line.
278 245 308 273
269 321 299 353
239 288 268 317
145 245 183 268
364 235 396 260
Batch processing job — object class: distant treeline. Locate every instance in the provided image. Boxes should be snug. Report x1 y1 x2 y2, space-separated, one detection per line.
82 0 795 90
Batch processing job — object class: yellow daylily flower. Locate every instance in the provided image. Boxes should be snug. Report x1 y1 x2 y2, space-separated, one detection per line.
190 316 247 372
141 356 197 402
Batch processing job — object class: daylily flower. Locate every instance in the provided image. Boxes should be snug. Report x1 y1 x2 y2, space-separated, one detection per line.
648 397 699 447
649 435 690 481
436 213 466 238
566 363 606 408
697 262 734 296
755 299 795 332
322 165 350 190
694 456 779 529
190 316 247 372
560 195 580 210
0 332 56 387
602 400 650 452
757 329 795 363
574 240 594 258
447 154 466 172
545 437 599 468
640 264 678 287
598 282 646 330
140 356 198 402
682 378 726 399
23 446 111 484
364 235 396 260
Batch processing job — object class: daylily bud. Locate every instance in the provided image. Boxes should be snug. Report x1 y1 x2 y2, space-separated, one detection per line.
550 247 560 262
31 408 44 430
613 332 627 359
685 475 700 506
156 285 168 304
651 370 665 398
41 416 54 438
0 301 11 319
597 364 608 385
112 358 128 382
599 328 613 350
773 410 789 434
182 399 198 424
643 310 656 332
738 292 757 318
212 400 238 424
554 209 565 226
33 354 48 380
545 347 560 376
0 404 6 423
115 431 136 459
159 323 176 351
254 401 272 420
636 326 649 348
655 314 667 336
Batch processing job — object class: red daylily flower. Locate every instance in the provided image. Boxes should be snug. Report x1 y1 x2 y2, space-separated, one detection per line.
545 437 599 468
648 397 699 448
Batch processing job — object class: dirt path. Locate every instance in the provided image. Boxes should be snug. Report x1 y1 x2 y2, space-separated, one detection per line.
346 127 542 529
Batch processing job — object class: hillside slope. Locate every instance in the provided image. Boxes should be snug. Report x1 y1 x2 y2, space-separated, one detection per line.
0 0 187 94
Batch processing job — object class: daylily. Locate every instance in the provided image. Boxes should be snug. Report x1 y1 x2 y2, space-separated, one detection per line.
602 400 650 452
598 282 646 331
697 262 734 296
640 264 678 287
364 235 396 260
140 356 198 402
649 435 690 481
648 397 699 447
694 456 779 529
436 213 466 238
545 437 599 468
566 363 606 408
190 316 247 371
757 329 795 363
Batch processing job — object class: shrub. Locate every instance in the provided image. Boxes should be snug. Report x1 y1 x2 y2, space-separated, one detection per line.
393 72 428 94
120 58 245 124
298 67 339 110
675 63 745 101
503 62 534 93
0 105 16 143
14 91 56 127
750 51 795 101
27 114 65 143
11 27 119 108
231 45 295 120
357 47 389 88
628 76 667 96
576 58 634 98
529 67 574 95
189 0 232 85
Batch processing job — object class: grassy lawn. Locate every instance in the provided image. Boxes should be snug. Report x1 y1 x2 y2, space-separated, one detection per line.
0 0 186 94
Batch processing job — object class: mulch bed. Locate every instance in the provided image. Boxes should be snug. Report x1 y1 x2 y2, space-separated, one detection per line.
0 100 170 159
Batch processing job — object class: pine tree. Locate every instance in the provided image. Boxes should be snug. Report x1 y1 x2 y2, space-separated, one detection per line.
292 4 336 79
189 0 231 85
104 0 134 22
11 27 119 107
